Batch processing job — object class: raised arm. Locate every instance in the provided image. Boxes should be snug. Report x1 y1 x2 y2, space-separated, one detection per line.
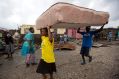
47 26 53 42
96 24 105 33
77 27 84 35
77 28 81 34
95 21 108 33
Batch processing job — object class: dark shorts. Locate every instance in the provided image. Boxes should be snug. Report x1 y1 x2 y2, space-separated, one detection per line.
80 47 90 56
36 59 56 74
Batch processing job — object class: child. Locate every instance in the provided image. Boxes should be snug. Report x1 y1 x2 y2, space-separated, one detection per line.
36 27 56 79
77 22 108 65
21 27 36 67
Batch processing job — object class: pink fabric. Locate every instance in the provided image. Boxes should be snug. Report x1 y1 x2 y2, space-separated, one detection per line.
67 28 82 39
76 33 82 39
25 54 36 64
72 29 76 38
67 29 72 37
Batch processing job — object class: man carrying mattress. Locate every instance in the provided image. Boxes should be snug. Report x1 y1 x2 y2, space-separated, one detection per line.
77 22 108 65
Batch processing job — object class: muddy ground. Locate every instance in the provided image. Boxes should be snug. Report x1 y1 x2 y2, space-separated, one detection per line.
0 41 119 79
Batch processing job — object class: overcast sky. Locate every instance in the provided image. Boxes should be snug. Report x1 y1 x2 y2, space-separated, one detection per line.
0 0 119 29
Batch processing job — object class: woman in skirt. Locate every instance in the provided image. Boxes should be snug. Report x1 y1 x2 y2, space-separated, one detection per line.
36 27 56 79
21 27 36 67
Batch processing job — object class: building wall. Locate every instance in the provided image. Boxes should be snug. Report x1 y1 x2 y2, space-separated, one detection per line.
20 24 85 40
57 28 66 34
20 24 40 34
20 24 67 34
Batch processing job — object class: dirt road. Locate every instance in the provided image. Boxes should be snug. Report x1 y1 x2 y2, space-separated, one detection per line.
0 41 119 79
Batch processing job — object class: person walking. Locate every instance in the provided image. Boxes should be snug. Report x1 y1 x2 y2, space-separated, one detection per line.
21 27 36 67
77 22 108 65
36 27 56 79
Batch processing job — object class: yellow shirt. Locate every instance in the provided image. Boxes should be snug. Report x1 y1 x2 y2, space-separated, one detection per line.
41 36 55 63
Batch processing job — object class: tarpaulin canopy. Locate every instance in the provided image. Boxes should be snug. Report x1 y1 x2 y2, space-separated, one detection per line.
36 2 109 29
